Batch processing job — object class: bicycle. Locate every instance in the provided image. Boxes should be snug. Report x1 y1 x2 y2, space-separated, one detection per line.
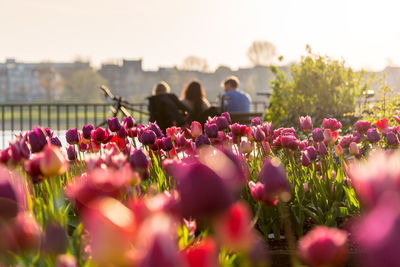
96 85 149 128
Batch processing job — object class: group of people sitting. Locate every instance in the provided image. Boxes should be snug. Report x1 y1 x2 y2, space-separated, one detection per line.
148 76 251 131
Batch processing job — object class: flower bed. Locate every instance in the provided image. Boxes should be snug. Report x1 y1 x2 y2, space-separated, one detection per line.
0 113 399 266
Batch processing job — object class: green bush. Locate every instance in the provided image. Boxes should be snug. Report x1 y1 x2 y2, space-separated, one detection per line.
266 46 371 128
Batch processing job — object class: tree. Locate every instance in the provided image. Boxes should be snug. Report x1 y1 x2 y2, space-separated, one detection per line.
180 56 209 72
247 40 277 66
265 47 370 127
67 68 108 102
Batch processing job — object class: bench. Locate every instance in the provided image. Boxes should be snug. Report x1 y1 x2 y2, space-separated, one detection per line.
229 112 264 125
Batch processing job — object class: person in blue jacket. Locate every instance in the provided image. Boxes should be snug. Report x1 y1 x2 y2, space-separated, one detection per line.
221 76 251 113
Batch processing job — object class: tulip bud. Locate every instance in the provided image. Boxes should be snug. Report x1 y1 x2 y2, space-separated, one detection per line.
253 126 266 142
123 116 135 129
240 141 253 154
305 146 317 161
66 128 79 145
39 145 67 176
117 125 128 139
67 145 77 161
93 127 109 144
50 137 62 147
262 141 271 155
191 121 202 138
258 158 291 202
205 123 218 138
82 124 94 140
28 127 48 153
140 130 157 146
0 169 19 221
301 151 312 166
161 136 173 151
349 142 359 156
216 116 229 131
312 128 324 143
108 117 122 132
195 134 211 148
182 238 218 267
299 115 313 132
318 142 328 156
149 122 163 138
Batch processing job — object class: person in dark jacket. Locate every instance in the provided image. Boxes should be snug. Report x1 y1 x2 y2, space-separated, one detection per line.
148 81 188 132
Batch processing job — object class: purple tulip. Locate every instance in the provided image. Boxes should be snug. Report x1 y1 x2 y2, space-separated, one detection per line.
175 162 233 220
355 120 371 134
318 142 328 156
258 158 291 202
65 128 79 145
312 128 324 142
161 137 173 151
305 146 317 161
253 126 266 142
28 127 47 153
299 115 313 132
42 223 68 255
251 117 262 126
366 128 381 143
221 112 231 124
301 151 312 167
0 171 19 221
140 130 157 146
205 123 218 138
82 125 94 140
50 137 62 147
67 146 77 161
195 134 211 148
93 127 108 144
386 131 399 146
352 131 364 143
129 149 150 170
216 116 229 131
108 117 121 132
149 122 163 138
123 116 135 128
117 125 128 139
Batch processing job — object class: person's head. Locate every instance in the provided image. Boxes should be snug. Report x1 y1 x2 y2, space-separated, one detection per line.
181 80 206 103
222 76 240 92
152 81 171 95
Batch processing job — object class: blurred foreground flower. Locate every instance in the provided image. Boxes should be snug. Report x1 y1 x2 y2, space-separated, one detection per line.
298 226 348 267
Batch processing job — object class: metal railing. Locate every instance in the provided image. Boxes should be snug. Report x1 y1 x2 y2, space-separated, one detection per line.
0 101 268 148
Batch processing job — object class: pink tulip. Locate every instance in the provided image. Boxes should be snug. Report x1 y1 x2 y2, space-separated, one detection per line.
349 142 359 156
322 118 342 131
8 212 42 252
240 141 253 154
355 120 371 134
55 254 78 267
299 115 313 132
298 226 348 267
190 121 202 138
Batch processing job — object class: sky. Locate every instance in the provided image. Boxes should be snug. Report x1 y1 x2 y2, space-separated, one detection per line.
1 0 400 71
